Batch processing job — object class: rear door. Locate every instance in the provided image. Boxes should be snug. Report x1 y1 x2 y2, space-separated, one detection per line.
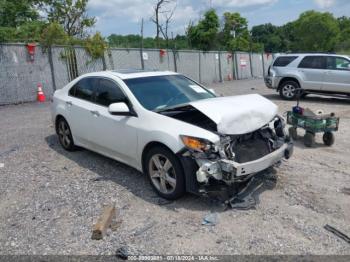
323 56 350 93
297 56 326 90
65 77 99 147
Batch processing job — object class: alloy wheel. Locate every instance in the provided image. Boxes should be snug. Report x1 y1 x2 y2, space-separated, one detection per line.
148 154 177 194
282 84 296 98
58 120 71 148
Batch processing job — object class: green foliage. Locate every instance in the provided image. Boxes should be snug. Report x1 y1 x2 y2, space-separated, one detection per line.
84 32 107 60
336 16 350 52
107 34 190 50
293 11 340 52
0 21 45 42
0 0 39 27
221 12 249 50
187 9 219 50
40 22 69 48
44 0 96 37
251 23 282 52
0 27 16 42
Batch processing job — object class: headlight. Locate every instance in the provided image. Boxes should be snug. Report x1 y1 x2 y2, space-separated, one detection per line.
180 135 213 152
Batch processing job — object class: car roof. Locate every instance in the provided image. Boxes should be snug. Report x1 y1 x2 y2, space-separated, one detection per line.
276 53 348 58
109 70 179 80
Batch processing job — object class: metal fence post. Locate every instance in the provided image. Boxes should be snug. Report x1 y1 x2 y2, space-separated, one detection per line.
48 46 56 91
261 52 265 76
172 49 177 72
233 51 239 80
249 52 253 78
218 50 223 82
198 50 201 83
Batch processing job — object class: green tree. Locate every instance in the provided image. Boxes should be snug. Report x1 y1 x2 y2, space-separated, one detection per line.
221 12 249 51
84 32 107 60
187 9 219 50
40 22 69 47
0 0 39 27
43 0 96 37
251 23 282 52
293 10 340 52
335 16 350 52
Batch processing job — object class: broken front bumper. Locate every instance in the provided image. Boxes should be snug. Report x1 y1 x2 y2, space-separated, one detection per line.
220 142 293 177
196 142 293 183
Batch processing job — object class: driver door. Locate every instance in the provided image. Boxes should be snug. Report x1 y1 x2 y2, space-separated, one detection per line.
323 56 350 93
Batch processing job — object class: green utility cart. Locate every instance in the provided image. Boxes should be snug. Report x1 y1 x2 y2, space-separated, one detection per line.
286 111 340 147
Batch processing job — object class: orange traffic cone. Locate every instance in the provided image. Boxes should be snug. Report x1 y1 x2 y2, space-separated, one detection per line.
37 83 46 102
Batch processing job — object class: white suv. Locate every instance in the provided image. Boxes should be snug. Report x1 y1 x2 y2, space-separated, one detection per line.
265 54 350 100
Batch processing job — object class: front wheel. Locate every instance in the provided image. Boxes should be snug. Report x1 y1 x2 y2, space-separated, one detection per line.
145 146 186 200
304 132 315 147
279 81 299 100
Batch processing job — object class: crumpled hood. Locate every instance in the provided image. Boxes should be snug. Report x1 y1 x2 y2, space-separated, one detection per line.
189 94 278 135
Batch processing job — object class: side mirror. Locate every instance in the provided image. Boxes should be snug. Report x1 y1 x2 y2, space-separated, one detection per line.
208 88 216 95
108 102 132 116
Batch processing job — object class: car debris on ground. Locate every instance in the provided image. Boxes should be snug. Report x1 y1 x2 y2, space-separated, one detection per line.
202 212 219 226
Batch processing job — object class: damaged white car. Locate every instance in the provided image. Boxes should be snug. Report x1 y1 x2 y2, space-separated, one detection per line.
52 70 293 200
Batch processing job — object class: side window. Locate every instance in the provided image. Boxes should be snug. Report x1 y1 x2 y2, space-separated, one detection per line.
95 79 126 107
71 78 97 101
298 56 326 69
273 56 298 67
326 57 350 70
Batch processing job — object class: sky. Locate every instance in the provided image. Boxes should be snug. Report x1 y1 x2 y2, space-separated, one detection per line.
87 0 350 37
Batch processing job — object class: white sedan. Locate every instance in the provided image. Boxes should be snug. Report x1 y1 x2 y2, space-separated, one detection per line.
52 70 293 200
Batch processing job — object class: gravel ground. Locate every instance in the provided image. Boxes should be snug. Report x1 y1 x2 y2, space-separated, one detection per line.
0 79 350 255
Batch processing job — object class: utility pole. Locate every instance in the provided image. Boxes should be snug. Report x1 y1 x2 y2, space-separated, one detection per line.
140 18 145 70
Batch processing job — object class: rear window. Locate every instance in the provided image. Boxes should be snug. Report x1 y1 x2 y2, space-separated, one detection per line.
273 56 298 67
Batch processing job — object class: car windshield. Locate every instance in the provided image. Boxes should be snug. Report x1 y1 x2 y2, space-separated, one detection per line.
124 75 215 111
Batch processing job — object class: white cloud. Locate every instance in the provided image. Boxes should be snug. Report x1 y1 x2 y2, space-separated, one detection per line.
212 0 278 8
314 0 336 8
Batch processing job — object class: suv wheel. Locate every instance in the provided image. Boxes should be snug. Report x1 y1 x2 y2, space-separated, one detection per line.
145 146 185 200
279 81 299 100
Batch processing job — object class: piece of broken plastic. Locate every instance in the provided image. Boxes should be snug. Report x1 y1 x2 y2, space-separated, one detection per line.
202 212 219 226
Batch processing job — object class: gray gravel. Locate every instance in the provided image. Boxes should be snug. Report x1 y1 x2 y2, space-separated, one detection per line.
0 79 350 255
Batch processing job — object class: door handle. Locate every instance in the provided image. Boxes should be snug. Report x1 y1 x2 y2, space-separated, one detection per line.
90 110 100 117
66 101 73 106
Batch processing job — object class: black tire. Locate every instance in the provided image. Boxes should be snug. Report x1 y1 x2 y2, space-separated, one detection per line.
289 127 298 140
145 146 186 200
279 81 299 100
323 132 335 146
56 117 76 151
304 132 315 147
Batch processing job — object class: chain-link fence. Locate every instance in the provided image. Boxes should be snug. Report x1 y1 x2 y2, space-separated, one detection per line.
0 43 275 105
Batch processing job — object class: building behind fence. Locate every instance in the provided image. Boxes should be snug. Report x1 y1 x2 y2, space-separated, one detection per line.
0 43 274 105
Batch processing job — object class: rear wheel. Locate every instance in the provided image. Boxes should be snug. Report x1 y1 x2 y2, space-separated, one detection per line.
145 146 185 200
323 132 334 146
56 117 76 151
279 81 299 100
